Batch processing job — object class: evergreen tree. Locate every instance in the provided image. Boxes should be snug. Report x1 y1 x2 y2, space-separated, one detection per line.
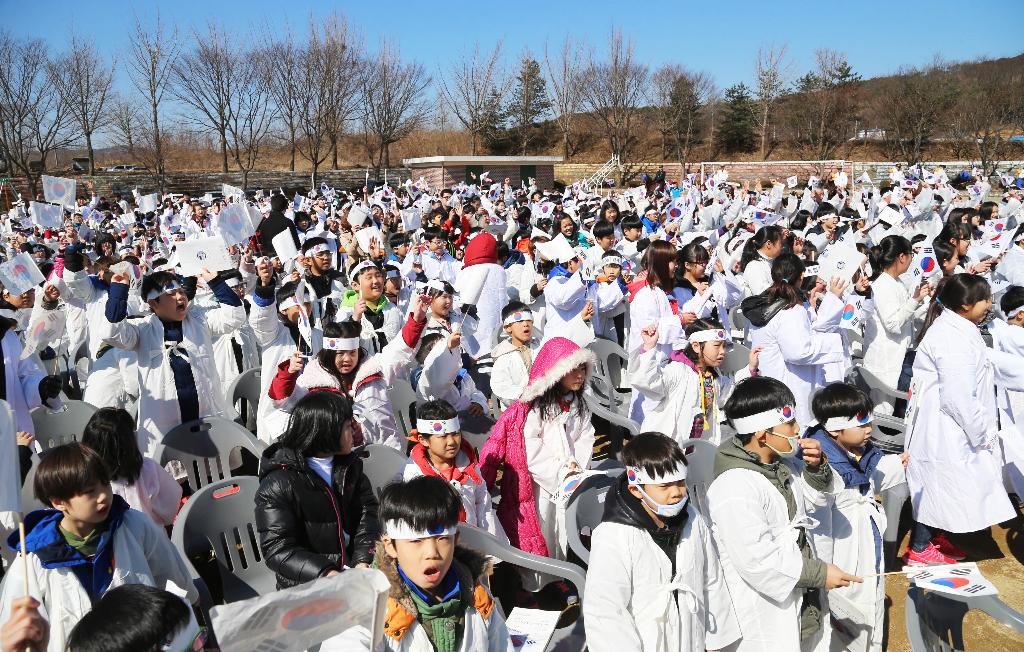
716 82 758 153
508 55 551 154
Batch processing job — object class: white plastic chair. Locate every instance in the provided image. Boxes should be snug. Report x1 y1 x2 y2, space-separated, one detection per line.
30 401 99 451
359 444 407 496
153 417 266 492
224 367 262 431
905 584 1024 651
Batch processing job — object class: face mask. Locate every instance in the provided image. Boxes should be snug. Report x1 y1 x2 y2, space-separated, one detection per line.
765 430 800 458
636 485 689 518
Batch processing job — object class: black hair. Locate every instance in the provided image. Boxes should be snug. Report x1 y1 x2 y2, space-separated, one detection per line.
914 273 992 347
979 201 998 224
379 476 460 534
533 366 588 420
811 382 874 425
140 270 179 301
814 203 839 220
680 241 710 267
620 432 687 480
1001 285 1024 316
764 253 805 309
682 317 725 377
938 220 972 246
316 320 364 387
867 235 912 281
739 225 784 272
279 392 354 457
388 231 409 249
301 236 328 254
416 332 445 366
270 194 288 213
422 225 445 242
80 408 142 485
600 200 620 223
65 584 192 652
34 442 110 506
789 209 812 232
294 210 311 224
932 238 958 275
501 300 529 321
416 399 458 423
592 220 615 240
619 213 643 232
275 279 300 307
723 376 796 443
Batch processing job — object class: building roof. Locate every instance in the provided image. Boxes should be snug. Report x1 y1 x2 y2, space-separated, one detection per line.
401 155 564 168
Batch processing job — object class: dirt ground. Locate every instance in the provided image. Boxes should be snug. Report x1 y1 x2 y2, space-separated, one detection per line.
884 510 1024 651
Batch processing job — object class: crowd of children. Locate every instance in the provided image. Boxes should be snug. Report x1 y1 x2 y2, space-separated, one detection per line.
1 165 1024 650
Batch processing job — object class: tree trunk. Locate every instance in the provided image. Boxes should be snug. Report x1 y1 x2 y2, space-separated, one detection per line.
220 131 229 173
382 142 391 170
242 169 249 190
289 141 296 172
330 134 338 170
311 162 318 190
86 132 96 176
471 132 478 156
151 101 164 194
562 130 570 160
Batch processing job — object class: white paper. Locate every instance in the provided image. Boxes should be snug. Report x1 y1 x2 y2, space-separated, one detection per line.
272 230 299 261
214 203 256 246
41 174 76 208
22 308 65 360
221 183 244 200
29 202 63 229
839 295 866 331
0 253 45 296
354 225 383 254
816 244 866 284
212 568 390 652
400 208 421 232
174 235 234 276
506 608 560 652
138 193 160 213
0 401 18 513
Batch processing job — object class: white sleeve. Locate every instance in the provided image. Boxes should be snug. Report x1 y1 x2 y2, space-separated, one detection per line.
582 525 644 652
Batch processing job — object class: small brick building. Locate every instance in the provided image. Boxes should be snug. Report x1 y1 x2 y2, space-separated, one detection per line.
401 155 562 191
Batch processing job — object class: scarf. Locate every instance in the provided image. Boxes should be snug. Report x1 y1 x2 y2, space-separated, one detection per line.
401 566 464 652
546 264 573 281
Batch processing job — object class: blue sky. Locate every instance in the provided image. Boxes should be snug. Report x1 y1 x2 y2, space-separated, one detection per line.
8 0 1021 93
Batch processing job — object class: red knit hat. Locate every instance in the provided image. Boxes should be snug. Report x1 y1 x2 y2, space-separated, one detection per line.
462 232 498 267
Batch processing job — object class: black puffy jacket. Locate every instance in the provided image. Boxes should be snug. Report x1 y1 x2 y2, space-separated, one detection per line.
254 444 379 589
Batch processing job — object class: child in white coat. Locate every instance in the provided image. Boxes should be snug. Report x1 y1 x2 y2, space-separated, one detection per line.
708 376 861 652
584 432 741 652
804 383 907 652
401 400 506 541
489 302 537 409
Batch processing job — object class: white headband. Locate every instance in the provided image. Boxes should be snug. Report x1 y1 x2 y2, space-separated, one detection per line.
145 281 182 302
416 417 461 435
322 337 361 351
503 310 533 325
224 277 241 288
1008 305 1024 319
824 412 873 432
688 329 727 344
626 461 687 486
602 255 624 267
278 296 298 311
307 243 330 256
385 519 457 540
386 269 400 279
350 260 379 280
730 405 796 434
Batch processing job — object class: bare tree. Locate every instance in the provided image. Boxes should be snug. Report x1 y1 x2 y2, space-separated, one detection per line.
754 44 790 160
0 33 78 196
48 35 115 175
361 43 431 170
264 33 301 171
125 12 180 190
171 21 241 173
784 49 861 162
319 13 363 170
438 42 505 155
226 48 277 188
580 30 649 166
651 65 713 167
108 97 142 159
875 60 957 165
543 37 584 160
952 60 1024 175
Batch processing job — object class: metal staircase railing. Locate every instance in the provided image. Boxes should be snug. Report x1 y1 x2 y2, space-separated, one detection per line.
580 155 621 192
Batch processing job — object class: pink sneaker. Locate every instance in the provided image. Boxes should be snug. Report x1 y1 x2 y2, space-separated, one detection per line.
902 543 957 567
932 532 967 561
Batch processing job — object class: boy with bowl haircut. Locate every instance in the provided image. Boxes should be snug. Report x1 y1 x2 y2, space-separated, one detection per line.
489 301 538 409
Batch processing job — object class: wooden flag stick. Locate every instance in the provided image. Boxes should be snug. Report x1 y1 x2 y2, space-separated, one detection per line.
19 518 31 652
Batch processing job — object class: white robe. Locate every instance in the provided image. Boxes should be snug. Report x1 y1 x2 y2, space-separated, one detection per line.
628 285 684 422
905 310 1015 532
749 297 846 429
861 273 925 412
540 271 587 342
584 503 742 652
455 262 508 358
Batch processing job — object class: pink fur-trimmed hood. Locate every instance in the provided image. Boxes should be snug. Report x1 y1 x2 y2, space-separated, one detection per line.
518 337 596 402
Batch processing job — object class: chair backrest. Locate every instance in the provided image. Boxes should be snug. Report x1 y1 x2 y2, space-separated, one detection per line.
587 338 630 413
855 367 904 401
720 342 752 376
677 437 718 519
30 401 99 451
359 444 407 496
386 378 418 441
154 417 266 491
565 473 618 565
728 306 748 340
457 523 587 604
226 367 262 428
170 476 276 605
905 586 1024 652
